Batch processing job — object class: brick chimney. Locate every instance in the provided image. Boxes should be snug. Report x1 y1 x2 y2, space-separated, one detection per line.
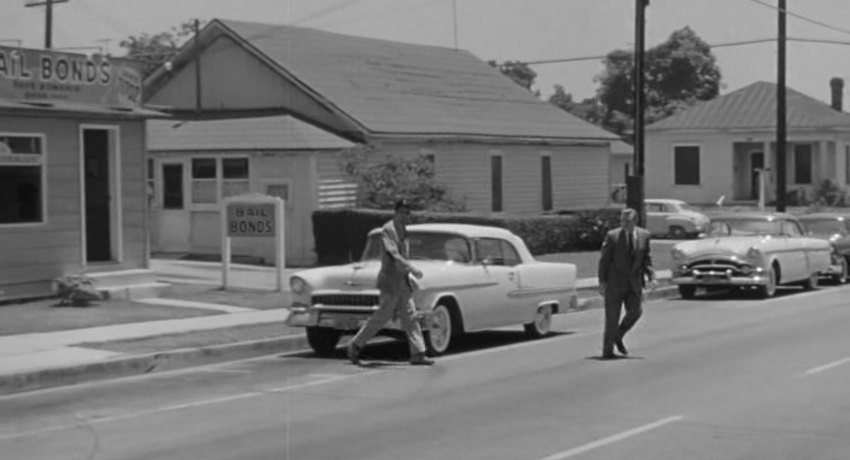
830 77 844 111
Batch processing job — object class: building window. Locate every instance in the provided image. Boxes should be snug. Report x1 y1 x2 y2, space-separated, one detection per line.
222 158 250 198
162 164 183 209
491 155 502 212
146 158 155 208
0 135 44 225
541 155 552 211
190 157 251 205
674 145 700 185
191 158 217 204
794 144 812 185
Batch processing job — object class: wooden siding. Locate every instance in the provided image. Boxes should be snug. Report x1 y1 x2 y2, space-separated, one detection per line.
372 141 610 213
0 116 148 296
317 152 358 209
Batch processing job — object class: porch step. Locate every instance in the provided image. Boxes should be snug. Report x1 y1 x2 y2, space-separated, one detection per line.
86 269 157 289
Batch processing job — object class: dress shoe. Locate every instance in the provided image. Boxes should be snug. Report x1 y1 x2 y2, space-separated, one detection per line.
601 352 617 360
347 343 362 365
615 339 629 356
410 354 435 366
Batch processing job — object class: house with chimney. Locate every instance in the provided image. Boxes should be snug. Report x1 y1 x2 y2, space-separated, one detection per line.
644 78 850 205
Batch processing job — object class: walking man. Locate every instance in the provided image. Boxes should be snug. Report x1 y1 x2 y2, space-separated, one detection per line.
597 208 657 359
347 199 434 366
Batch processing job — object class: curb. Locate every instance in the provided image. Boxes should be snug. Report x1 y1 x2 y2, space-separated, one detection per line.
0 286 683 396
0 334 311 396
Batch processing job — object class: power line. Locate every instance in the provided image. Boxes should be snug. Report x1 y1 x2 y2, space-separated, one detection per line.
520 36 850 66
746 0 850 37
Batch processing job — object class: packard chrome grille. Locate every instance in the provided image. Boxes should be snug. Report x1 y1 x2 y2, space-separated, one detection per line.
685 257 752 276
312 294 379 307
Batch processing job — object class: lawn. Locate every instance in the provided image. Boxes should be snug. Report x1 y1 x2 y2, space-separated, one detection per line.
536 240 677 280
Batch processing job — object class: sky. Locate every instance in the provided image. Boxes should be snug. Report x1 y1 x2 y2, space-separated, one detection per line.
3 0 850 104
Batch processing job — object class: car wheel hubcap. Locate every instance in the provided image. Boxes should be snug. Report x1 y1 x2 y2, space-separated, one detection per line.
428 307 451 352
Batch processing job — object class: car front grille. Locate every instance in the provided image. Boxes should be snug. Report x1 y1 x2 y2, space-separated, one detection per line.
685 257 753 277
312 294 379 307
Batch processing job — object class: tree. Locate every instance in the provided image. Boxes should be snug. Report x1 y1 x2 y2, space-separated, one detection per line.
488 60 540 96
344 154 467 212
594 26 722 137
119 20 206 78
549 85 605 125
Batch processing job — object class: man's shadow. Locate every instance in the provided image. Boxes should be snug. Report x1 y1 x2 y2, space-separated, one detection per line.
586 354 644 361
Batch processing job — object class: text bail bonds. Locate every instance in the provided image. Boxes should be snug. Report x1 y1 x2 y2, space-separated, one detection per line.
0 49 112 86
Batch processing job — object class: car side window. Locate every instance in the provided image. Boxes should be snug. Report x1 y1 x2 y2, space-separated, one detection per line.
474 238 502 265
782 220 802 237
499 241 521 267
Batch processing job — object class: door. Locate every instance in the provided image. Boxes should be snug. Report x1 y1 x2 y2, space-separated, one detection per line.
466 238 521 330
750 152 764 199
644 203 668 236
156 161 191 252
83 129 112 262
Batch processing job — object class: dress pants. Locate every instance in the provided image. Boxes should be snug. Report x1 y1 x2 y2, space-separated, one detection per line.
603 284 643 355
350 288 427 356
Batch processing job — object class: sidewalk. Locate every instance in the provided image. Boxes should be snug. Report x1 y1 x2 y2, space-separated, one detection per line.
0 258 675 395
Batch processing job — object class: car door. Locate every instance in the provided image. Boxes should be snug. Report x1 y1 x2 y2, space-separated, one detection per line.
645 203 667 236
465 237 521 330
779 220 808 281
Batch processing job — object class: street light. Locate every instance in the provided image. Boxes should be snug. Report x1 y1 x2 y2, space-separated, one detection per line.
626 0 649 226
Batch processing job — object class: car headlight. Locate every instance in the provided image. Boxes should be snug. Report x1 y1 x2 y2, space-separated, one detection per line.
745 247 763 265
289 276 309 294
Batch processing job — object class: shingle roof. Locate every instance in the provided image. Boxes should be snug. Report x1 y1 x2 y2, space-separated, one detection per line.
647 81 850 131
218 19 617 141
147 115 354 151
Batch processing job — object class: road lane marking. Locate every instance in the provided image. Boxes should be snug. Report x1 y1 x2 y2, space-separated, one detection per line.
801 357 850 377
538 415 684 460
0 371 378 441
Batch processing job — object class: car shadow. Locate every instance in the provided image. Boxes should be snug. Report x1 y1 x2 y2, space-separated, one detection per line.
679 285 824 301
286 329 578 363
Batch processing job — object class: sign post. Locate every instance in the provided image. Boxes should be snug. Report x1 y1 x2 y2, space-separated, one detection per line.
221 194 285 291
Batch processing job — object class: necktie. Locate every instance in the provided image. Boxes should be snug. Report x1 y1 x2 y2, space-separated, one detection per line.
628 231 634 254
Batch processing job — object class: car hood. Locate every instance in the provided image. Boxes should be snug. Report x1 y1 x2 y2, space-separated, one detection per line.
674 235 776 257
292 260 467 292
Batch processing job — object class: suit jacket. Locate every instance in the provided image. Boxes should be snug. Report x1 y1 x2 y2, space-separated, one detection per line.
376 219 417 294
597 226 655 292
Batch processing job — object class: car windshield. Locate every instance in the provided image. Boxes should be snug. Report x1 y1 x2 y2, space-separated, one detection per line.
800 219 847 236
361 231 472 263
709 218 781 237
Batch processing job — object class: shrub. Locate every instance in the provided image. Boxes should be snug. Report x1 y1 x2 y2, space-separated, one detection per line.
312 207 620 265
52 273 102 307
813 179 848 207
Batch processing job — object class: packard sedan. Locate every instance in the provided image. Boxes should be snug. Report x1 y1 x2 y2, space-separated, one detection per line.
286 224 577 356
670 212 832 299
797 213 850 284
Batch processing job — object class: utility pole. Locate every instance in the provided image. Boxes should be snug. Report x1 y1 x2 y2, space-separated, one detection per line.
25 0 68 49
627 0 649 226
775 0 787 212
194 18 202 113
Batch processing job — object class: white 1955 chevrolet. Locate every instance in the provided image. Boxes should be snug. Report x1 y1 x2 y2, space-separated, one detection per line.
670 212 834 299
286 223 578 355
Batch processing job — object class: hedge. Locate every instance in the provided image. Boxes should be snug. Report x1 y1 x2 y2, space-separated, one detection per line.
312 208 623 265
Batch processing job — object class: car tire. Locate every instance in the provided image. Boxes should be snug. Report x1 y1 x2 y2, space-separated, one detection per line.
831 257 848 285
756 266 778 298
524 304 553 338
801 271 819 291
306 327 342 356
678 285 697 300
424 303 454 356
668 225 686 239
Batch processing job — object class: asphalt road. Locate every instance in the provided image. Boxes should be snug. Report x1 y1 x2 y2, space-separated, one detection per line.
1 284 849 460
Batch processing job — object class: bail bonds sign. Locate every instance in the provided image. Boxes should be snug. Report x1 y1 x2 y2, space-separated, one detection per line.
0 46 142 107
226 203 277 237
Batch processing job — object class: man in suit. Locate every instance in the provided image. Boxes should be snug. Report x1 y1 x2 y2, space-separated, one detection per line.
597 207 657 359
347 199 434 366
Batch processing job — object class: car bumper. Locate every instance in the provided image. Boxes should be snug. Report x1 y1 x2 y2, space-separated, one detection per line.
286 307 419 332
821 262 845 277
671 269 770 287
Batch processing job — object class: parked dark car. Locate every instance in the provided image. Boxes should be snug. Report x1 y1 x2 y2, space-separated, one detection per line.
797 213 850 284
